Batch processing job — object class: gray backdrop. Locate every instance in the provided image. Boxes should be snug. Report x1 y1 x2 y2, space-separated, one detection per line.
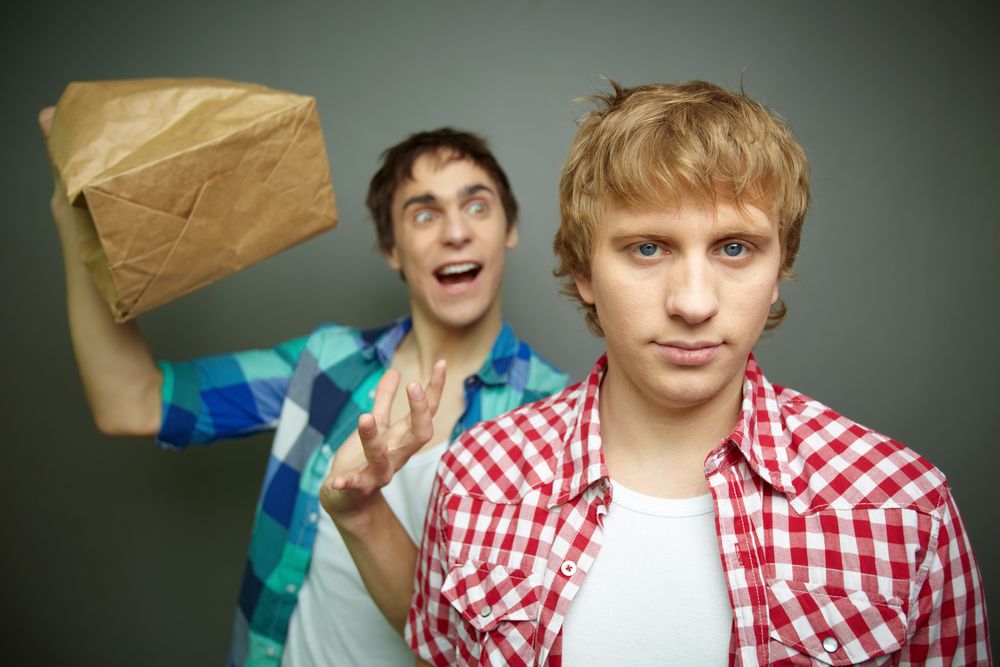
2 0 996 663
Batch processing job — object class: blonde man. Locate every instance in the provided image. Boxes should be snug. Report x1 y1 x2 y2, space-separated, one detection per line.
407 81 989 666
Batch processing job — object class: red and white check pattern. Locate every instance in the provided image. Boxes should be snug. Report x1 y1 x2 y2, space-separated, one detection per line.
407 355 990 666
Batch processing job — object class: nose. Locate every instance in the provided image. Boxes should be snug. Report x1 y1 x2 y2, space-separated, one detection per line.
441 207 473 247
665 256 719 325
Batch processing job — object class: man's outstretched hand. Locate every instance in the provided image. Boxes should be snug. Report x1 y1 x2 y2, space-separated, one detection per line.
320 360 446 526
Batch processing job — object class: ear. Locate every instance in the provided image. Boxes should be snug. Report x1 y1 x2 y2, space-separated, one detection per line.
505 224 519 249
385 245 400 271
574 272 595 305
770 276 780 305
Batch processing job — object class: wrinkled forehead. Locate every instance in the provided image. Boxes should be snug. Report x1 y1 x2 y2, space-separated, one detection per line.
395 151 495 195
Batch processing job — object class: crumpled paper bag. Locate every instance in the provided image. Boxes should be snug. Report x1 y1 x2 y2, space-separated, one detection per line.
47 77 338 321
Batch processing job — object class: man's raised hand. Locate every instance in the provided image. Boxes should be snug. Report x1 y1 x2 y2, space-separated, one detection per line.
320 360 446 523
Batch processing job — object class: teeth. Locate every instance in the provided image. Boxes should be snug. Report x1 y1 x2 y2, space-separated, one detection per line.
438 262 478 276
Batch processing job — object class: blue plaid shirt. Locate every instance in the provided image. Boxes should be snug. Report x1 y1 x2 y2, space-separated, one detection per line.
156 317 569 666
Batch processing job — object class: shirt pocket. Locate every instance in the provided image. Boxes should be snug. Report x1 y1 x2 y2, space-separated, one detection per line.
766 578 907 666
442 559 540 666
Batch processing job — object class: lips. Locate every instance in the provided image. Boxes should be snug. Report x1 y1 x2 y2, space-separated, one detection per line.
655 340 722 366
434 261 482 285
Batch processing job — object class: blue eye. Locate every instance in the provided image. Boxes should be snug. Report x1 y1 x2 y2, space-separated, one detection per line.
637 243 658 257
723 242 745 257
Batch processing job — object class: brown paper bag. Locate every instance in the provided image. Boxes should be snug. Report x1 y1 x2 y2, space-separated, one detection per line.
47 77 338 321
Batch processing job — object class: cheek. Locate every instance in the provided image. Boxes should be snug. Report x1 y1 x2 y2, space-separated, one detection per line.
591 275 650 330
721 276 777 328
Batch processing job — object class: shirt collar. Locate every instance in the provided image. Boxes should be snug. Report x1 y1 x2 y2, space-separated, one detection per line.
549 356 608 507
359 315 412 366
473 321 520 386
725 354 796 496
548 353 795 508
360 316 520 387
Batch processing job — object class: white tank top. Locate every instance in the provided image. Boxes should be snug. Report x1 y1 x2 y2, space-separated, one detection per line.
282 441 448 667
561 481 733 666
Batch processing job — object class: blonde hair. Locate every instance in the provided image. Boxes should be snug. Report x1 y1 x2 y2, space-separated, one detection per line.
554 80 810 334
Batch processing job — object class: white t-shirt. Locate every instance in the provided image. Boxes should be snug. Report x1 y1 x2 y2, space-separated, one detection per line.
282 441 448 667
561 482 733 666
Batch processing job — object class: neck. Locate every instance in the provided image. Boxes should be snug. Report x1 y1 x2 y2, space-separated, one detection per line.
401 300 504 379
598 356 746 498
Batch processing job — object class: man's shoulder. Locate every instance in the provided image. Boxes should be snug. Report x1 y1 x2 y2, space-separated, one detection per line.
771 383 949 515
300 320 394 363
493 323 570 397
438 379 586 502
516 342 571 398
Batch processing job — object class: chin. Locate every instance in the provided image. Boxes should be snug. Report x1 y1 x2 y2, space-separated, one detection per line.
430 302 493 331
647 373 736 410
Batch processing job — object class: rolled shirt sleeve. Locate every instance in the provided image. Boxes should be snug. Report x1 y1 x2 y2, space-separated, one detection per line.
157 335 309 449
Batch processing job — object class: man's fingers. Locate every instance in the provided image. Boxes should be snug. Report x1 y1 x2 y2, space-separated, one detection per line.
405 381 434 447
38 106 69 197
371 368 400 429
357 413 392 485
38 106 55 138
331 470 370 494
424 359 447 416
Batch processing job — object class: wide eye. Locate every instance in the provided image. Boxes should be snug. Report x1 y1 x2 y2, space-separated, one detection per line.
636 242 659 257
467 201 488 215
414 210 435 223
722 242 745 257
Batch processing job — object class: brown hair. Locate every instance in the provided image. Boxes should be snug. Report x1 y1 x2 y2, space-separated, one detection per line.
366 128 518 253
554 80 810 334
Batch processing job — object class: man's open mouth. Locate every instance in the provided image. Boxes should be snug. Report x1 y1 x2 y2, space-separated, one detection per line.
435 262 482 285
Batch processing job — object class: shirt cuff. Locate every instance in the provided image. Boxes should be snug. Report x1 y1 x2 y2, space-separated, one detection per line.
154 359 199 450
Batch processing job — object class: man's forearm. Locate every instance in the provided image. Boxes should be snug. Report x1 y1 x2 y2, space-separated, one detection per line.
333 491 418 633
55 197 162 437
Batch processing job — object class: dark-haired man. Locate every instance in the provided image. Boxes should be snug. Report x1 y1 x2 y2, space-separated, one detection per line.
41 109 568 666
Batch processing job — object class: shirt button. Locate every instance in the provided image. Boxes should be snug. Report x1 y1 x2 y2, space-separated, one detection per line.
560 560 577 576
286 583 297 594
368 389 376 399
321 445 332 456
822 636 839 652
479 604 492 618
308 512 319 524
265 647 276 657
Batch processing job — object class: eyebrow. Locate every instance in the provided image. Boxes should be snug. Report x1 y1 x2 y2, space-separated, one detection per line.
401 183 496 212
459 183 495 199
713 223 776 241
609 223 776 245
401 193 439 211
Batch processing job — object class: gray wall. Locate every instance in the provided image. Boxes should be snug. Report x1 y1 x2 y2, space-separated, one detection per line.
3 1 996 662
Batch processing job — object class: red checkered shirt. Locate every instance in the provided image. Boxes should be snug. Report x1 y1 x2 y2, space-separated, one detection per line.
407 355 990 666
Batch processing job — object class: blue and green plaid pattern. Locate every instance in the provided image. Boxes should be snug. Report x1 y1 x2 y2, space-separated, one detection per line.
156 317 568 667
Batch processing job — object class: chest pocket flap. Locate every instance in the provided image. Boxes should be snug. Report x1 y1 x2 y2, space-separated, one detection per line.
442 559 540 633
766 579 907 665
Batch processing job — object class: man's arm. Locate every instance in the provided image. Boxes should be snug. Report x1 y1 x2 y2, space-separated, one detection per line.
320 361 445 633
902 491 991 664
40 107 161 437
